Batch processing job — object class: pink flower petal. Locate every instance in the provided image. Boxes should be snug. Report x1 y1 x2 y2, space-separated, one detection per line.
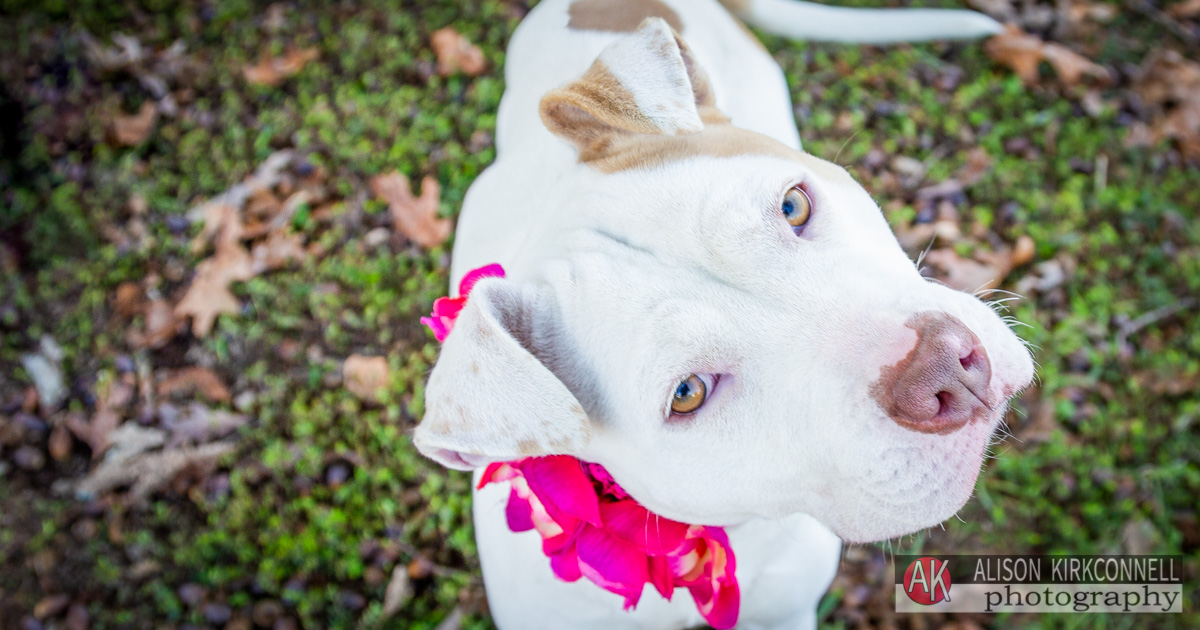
430 296 465 319
522 456 602 527
648 554 674 600
458 263 506 297
575 524 649 607
505 485 534 532
477 462 517 490
599 500 688 555
549 544 583 582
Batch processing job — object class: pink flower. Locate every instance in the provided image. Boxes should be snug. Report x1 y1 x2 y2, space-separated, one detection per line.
420 263 506 341
478 457 740 628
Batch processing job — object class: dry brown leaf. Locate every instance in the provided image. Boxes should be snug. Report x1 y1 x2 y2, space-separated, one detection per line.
113 281 145 317
110 101 158 146
251 230 306 274
985 24 1109 86
1041 43 1111 86
158 367 232 403
175 234 255 337
243 47 319 86
48 423 73 461
1167 0 1200 18
1010 234 1036 267
67 379 134 457
369 172 450 248
1133 50 1200 161
130 298 181 348
344 355 390 402
75 441 234 504
430 28 486 76
924 248 1013 292
162 403 251 448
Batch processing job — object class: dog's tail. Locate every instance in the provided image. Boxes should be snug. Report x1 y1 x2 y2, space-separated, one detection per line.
721 0 1002 44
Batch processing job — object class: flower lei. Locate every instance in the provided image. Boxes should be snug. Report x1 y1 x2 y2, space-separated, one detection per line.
422 264 740 629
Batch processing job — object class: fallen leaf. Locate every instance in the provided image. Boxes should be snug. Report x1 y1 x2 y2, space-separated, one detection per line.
33 594 70 620
1010 234 1036 267
109 101 158 146
985 24 1109 86
382 566 414 618
369 172 450 248
175 235 255 337
434 606 465 630
430 28 486 76
250 229 306 274
104 423 167 464
130 298 181 348
186 151 294 217
158 367 232 403
161 402 251 448
75 441 234 504
67 407 121 457
113 281 145 317
343 355 390 402
1041 42 1111 86
243 47 319 86
1167 0 1200 18
923 248 1013 292
1133 50 1200 161
48 423 73 461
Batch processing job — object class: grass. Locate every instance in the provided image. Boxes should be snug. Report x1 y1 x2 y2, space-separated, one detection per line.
1 0 1197 628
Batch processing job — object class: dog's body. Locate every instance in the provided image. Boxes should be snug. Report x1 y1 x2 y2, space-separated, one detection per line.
413 1 1033 628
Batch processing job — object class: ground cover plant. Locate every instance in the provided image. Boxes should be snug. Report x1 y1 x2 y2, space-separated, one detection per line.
0 0 1197 628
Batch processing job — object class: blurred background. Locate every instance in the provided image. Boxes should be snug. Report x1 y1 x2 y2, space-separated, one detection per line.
0 0 1197 628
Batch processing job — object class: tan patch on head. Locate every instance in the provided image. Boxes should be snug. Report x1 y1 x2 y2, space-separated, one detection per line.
588 124 802 173
568 0 684 33
718 0 753 11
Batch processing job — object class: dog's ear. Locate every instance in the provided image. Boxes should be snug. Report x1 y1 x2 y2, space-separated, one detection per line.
413 277 590 471
539 18 725 160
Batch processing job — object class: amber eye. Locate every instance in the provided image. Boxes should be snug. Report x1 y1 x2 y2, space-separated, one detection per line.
670 374 708 415
782 186 813 229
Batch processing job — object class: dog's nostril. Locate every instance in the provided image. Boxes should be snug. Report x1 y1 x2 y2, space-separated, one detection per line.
874 312 994 435
934 391 953 416
960 346 983 372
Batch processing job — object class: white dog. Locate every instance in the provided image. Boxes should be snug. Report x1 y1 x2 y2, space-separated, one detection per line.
412 1 1034 628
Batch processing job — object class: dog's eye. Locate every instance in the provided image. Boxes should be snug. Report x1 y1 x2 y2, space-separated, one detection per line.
782 186 813 231
670 374 709 415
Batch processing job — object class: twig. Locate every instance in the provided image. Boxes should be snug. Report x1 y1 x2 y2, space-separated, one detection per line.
1115 297 1198 348
1127 0 1200 47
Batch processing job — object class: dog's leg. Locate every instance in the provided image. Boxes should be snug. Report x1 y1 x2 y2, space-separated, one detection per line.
722 0 1002 43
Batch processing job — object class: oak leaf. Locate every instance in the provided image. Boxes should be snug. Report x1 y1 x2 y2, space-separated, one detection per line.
985 24 1109 86
158 367 232 403
109 101 158 146
430 28 486 76
243 47 319 86
344 355 390 402
369 172 451 248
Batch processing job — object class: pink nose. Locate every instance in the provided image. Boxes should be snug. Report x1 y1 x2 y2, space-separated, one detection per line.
875 313 993 434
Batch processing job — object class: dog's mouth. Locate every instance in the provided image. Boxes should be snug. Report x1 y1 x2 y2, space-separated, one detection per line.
823 398 1012 544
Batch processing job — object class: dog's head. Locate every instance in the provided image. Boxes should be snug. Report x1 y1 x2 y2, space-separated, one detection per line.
414 19 1035 543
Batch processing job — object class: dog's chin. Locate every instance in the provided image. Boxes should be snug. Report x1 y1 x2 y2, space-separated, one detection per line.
820 407 1002 544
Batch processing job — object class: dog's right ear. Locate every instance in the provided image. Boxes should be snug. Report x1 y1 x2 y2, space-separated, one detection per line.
539 17 723 161
413 277 590 471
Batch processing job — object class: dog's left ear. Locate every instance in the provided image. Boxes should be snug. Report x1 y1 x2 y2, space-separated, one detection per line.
539 17 724 160
413 277 590 471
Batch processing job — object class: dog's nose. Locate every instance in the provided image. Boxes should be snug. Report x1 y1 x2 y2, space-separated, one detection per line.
875 313 992 434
